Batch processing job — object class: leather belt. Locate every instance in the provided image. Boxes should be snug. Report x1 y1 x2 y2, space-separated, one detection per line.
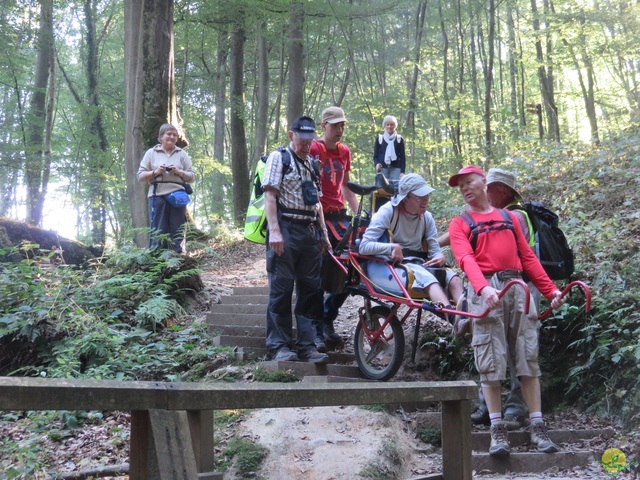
485 269 522 281
281 216 315 227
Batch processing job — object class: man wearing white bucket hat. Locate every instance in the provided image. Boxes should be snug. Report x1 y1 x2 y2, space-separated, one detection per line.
486 168 535 248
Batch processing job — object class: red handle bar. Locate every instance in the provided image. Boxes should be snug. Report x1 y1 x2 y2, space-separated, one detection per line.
423 279 531 318
537 280 591 320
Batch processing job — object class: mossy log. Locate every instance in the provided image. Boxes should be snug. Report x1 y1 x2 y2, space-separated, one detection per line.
0 217 102 265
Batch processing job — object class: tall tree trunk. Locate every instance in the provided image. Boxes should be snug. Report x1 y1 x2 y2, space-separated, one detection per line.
229 18 250 226
470 24 479 109
84 0 109 245
562 34 599 144
287 2 305 125
253 20 269 167
507 3 520 136
561 11 599 144
213 27 228 215
530 0 560 141
440 0 463 158
272 24 287 143
483 0 496 158
25 0 54 226
406 0 427 134
453 0 464 158
124 0 182 247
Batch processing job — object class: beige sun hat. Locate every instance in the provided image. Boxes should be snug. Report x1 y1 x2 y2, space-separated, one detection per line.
486 168 522 198
321 106 347 124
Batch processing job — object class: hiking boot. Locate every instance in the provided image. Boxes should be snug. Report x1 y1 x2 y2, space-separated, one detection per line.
502 414 526 431
298 349 330 364
489 422 511 457
315 336 327 353
273 347 298 362
471 409 490 426
323 322 342 343
530 421 559 453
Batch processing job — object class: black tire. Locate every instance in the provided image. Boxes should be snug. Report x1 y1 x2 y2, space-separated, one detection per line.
354 305 405 381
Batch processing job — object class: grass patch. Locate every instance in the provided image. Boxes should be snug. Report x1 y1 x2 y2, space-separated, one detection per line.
359 404 389 413
417 427 441 447
358 437 403 479
253 367 300 383
223 436 268 475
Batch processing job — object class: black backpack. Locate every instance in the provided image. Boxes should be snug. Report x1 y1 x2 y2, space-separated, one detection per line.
508 202 574 280
460 204 574 281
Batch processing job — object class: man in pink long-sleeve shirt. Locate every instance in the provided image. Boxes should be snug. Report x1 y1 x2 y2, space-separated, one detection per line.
448 165 565 457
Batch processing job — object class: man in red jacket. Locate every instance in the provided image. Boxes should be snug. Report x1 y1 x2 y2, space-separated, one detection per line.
447 165 565 457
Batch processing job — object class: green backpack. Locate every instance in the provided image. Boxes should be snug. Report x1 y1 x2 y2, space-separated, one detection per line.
243 148 290 244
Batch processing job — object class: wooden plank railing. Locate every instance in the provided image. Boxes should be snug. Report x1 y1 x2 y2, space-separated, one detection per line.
0 377 476 480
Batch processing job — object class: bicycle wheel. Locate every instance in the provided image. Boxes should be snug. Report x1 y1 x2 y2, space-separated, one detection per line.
354 305 405 381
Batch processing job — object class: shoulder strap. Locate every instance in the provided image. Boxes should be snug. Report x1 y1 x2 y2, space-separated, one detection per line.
460 209 514 251
496 208 512 223
378 134 384 145
278 147 291 171
389 206 400 240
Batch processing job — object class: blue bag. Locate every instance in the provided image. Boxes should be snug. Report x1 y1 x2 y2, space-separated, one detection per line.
165 190 190 208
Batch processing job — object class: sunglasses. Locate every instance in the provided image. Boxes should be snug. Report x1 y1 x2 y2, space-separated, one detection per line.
408 193 429 203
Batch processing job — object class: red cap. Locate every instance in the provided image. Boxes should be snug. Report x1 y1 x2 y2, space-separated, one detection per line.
448 165 486 187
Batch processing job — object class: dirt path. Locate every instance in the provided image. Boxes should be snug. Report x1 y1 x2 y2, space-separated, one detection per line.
205 244 626 479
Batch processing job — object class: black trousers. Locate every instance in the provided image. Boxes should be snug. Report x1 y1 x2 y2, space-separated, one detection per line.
149 195 187 253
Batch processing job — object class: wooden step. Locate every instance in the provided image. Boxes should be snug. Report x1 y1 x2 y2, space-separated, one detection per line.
302 375 374 383
472 450 595 474
208 325 266 337
413 412 610 474
259 360 365 379
219 294 271 304
214 335 269 349
229 346 268 361
233 286 270 295
471 427 615 451
207 312 265 326
208 304 267 314
209 287 359 376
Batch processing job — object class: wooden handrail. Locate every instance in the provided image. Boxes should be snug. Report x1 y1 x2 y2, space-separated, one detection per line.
0 377 476 480
0 377 477 411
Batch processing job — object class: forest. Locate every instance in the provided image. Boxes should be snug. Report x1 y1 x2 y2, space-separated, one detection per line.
1 0 640 477
1 0 638 247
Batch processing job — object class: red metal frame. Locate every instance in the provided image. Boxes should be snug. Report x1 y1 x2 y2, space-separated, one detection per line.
329 249 591 323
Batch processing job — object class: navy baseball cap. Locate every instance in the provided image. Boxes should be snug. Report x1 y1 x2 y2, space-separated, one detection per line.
290 116 318 139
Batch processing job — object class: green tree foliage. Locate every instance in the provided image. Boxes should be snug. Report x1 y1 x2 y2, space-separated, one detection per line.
3 0 639 239
0 0 638 430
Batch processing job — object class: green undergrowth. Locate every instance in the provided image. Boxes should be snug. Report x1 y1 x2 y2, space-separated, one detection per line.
0 244 234 381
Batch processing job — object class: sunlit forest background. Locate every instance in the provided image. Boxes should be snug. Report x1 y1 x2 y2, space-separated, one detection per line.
1 0 638 245
1 3 640 475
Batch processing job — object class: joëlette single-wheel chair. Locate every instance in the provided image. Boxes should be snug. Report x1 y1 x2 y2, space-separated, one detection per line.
326 176 592 381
